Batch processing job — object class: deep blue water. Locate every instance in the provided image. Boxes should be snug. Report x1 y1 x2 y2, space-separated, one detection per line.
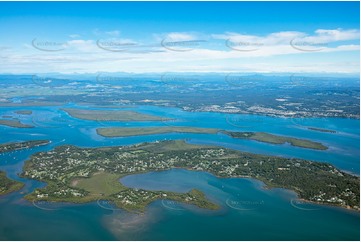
0 104 359 240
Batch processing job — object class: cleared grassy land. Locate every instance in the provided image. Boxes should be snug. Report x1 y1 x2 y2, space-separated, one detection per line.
72 172 125 196
225 131 327 150
139 139 216 153
97 126 219 137
0 119 34 128
62 108 169 122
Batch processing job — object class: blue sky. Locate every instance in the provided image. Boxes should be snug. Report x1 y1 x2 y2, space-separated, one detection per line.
0 1 359 74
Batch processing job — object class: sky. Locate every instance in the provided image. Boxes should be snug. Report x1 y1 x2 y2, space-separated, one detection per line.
0 1 359 74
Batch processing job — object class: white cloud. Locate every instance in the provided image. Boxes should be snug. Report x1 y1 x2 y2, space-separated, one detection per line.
69 34 81 39
213 31 304 45
66 39 98 52
308 29 360 42
105 30 121 37
154 32 206 42
213 29 359 46
1 29 359 74
165 32 197 41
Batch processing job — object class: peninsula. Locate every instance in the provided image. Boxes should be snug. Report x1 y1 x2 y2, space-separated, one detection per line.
0 140 50 153
0 171 24 195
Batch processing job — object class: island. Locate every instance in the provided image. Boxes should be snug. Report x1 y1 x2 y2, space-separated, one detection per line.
21 140 359 211
97 126 219 137
0 171 24 195
96 127 328 150
62 108 170 122
307 127 337 133
15 110 33 115
0 140 50 153
0 119 34 128
223 131 328 150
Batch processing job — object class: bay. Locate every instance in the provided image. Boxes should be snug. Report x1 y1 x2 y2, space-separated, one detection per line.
0 104 359 240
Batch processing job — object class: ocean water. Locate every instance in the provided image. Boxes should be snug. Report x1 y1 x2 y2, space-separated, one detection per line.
119 169 360 241
0 104 359 240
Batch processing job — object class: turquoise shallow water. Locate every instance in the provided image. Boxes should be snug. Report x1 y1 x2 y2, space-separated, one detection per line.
0 104 359 240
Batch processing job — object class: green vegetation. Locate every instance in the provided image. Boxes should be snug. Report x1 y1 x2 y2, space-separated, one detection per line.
224 131 328 150
62 108 169 122
15 110 33 115
22 140 359 211
97 126 219 137
97 127 327 151
307 127 337 133
0 171 24 195
110 188 217 212
0 140 50 153
73 172 125 196
0 119 34 128
72 169 218 211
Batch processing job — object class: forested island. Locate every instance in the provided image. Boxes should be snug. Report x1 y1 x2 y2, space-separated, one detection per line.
0 119 34 128
307 127 337 133
223 131 328 150
97 127 328 150
62 108 169 122
15 110 33 115
97 126 219 137
21 140 359 211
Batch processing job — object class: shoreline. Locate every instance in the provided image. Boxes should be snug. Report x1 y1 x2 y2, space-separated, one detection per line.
22 167 360 212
